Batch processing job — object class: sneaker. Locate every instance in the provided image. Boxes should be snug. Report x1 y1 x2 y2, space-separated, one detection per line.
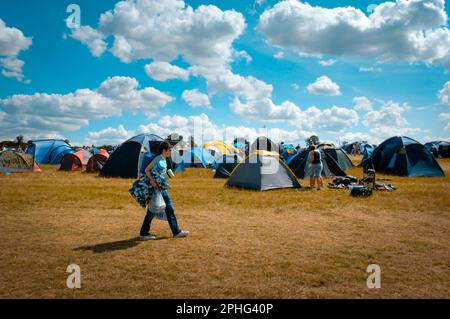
174 230 189 238
140 234 156 240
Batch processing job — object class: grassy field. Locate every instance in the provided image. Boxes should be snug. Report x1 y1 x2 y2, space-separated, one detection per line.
0 157 449 298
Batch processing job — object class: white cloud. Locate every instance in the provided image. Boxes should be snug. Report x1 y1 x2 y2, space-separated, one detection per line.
69 26 107 57
307 76 342 96
353 96 373 112
85 125 132 145
72 0 246 70
274 51 285 59
359 66 382 73
291 83 300 90
258 0 450 70
363 101 410 127
145 61 189 82
83 113 314 146
439 113 450 121
445 123 450 131
0 76 173 140
342 126 423 144
181 89 211 108
318 59 336 66
344 100 427 143
438 81 450 107
233 50 252 63
0 19 32 82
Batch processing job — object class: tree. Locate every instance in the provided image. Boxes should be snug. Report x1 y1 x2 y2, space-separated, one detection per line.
305 135 320 147
15 135 26 150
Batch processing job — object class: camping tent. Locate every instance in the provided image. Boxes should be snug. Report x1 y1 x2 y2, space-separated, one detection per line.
0 151 41 173
424 141 450 158
26 139 73 164
226 151 301 190
280 144 297 162
213 154 243 178
287 148 348 179
100 134 165 178
203 141 239 160
360 147 374 167
181 147 215 168
362 136 445 177
249 137 278 153
317 144 354 171
59 149 93 171
342 142 374 155
86 149 109 173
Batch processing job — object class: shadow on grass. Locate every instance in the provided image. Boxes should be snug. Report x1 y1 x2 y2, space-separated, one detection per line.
74 237 142 254
74 236 173 253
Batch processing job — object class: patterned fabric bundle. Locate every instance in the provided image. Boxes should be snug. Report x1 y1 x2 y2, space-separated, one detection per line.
129 173 170 208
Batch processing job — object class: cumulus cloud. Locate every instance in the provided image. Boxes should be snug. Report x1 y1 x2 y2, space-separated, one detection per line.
363 101 410 127
341 126 423 144
307 76 342 96
439 81 450 107
0 76 173 140
258 0 450 70
145 61 189 82
72 0 246 70
83 113 315 146
438 82 450 130
274 51 285 59
233 50 252 63
343 100 427 143
84 124 132 145
69 26 107 57
353 96 373 112
359 66 383 73
318 59 336 66
68 0 358 132
0 19 32 82
181 89 211 108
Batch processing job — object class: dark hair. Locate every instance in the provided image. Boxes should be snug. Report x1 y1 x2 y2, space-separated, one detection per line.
309 145 316 151
159 141 172 153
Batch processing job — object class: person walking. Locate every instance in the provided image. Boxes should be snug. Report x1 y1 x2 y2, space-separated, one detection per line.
308 145 324 190
140 141 189 240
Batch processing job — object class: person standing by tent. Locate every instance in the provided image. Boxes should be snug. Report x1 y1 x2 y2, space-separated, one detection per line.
140 141 189 240
308 145 324 190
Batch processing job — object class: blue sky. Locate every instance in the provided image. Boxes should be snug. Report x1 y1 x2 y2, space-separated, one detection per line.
0 0 449 146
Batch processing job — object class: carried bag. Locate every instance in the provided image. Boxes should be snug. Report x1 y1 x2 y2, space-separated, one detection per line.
149 189 167 221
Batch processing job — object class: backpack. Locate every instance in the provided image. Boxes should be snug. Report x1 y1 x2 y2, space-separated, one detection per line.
350 187 373 197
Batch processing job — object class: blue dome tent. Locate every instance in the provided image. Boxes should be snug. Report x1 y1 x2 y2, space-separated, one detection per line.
362 136 445 177
101 134 167 178
26 139 73 164
424 141 450 158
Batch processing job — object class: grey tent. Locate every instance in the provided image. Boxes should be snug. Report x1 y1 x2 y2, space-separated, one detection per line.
287 148 348 179
226 151 301 191
317 144 354 171
249 136 278 153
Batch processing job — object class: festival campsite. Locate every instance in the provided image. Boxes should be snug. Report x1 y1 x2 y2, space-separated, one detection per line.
0 134 449 298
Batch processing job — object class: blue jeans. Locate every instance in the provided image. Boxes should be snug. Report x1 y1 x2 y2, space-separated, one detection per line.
140 190 181 236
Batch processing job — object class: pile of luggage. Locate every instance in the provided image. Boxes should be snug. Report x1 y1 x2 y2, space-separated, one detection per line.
327 170 396 198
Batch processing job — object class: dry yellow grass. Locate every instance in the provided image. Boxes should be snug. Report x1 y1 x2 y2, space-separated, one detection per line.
0 158 449 298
